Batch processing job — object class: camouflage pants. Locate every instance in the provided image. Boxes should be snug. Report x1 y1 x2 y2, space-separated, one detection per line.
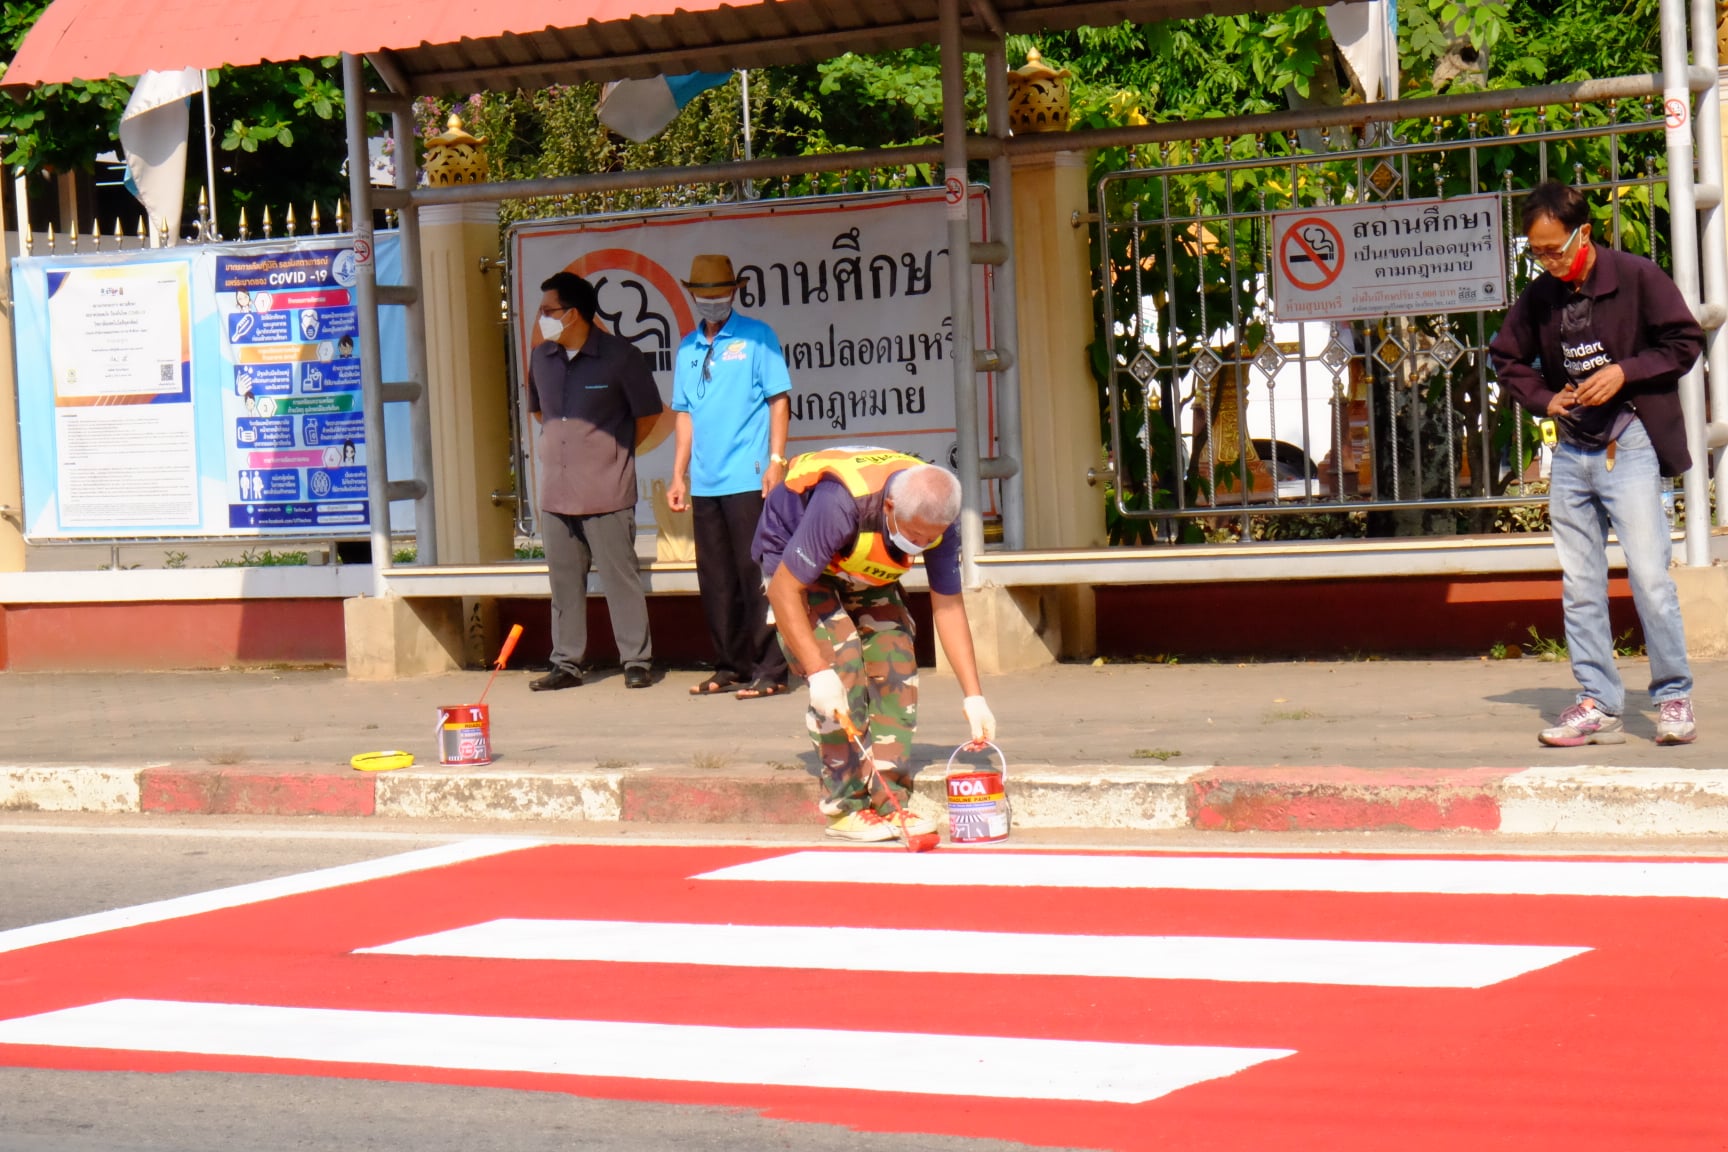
784 580 919 817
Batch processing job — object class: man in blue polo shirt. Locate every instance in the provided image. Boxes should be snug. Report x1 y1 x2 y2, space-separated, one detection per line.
666 254 793 700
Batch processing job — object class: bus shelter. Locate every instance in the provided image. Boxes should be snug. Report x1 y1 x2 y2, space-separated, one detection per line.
6 0 1726 675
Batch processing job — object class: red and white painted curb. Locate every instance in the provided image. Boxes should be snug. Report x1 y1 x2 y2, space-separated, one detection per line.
3 761 1727 836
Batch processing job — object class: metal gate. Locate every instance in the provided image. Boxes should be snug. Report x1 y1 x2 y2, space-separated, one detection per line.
1096 89 1674 545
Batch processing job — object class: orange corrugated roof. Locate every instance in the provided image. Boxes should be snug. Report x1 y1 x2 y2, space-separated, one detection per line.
5 0 729 86
7 0 1271 94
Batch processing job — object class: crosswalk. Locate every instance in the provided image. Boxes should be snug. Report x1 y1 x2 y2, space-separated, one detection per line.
0 842 1717 1141
361 917 1586 988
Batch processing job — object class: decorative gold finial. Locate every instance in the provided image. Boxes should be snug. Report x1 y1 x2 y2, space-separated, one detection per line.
422 112 489 186
1007 47 1072 134
91 217 102 250
69 217 79 252
286 204 297 237
335 199 346 233
238 206 250 241
46 223 55 254
262 206 273 239
310 202 321 235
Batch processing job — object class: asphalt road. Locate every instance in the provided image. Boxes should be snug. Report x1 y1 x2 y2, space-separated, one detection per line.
3 818 1722 1152
0 820 1089 1152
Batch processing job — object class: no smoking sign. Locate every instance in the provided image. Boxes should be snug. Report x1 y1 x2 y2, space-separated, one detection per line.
1279 217 1345 291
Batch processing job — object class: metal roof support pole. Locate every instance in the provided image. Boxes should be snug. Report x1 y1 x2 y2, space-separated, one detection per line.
392 105 438 565
939 0 983 589
984 38 1024 552
342 52 394 593
1690 0 1728 526
1660 0 1711 566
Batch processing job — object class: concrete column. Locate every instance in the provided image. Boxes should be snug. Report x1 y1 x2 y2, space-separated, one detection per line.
1008 149 1107 658
419 202 515 565
1673 564 1728 657
344 594 466 679
0 203 25 572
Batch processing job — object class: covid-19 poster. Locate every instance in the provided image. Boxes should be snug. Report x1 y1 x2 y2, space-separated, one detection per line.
13 236 415 540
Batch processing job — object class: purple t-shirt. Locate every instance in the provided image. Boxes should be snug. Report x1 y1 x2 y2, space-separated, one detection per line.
753 473 962 596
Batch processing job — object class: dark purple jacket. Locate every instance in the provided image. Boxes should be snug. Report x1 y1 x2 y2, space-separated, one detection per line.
1489 244 1704 477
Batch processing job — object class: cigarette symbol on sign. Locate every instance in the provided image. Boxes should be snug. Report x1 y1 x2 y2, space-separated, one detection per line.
1279 217 1346 291
1295 226 1335 264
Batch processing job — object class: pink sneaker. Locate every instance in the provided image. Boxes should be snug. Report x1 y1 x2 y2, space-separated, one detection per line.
1539 701 1625 747
1655 699 1697 746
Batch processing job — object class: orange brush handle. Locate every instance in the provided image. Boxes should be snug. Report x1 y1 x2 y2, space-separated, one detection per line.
494 624 524 670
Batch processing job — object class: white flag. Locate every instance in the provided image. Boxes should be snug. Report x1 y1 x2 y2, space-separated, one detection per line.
1326 2 1398 103
119 68 203 247
597 72 732 143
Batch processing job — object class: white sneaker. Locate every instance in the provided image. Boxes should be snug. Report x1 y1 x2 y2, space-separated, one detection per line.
824 809 897 842
1656 698 1697 745
879 808 937 837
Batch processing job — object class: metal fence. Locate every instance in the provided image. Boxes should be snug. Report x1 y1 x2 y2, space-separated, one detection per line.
1095 93 1676 545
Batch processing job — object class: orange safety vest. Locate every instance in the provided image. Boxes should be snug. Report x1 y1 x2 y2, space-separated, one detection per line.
783 448 940 586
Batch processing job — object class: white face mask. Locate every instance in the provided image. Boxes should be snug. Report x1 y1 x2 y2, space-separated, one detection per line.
693 296 733 325
886 509 928 556
537 314 565 342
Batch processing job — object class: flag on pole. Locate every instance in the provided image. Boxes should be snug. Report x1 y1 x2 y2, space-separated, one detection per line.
1325 1 1399 103
119 67 203 246
597 72 733 142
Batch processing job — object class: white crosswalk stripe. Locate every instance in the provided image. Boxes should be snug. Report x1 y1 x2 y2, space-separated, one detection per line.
696 852 1728 898
360 918 1588 988
0 999 1295 1104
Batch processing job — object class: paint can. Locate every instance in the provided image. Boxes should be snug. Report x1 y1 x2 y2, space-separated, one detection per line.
436 704 491 766
944 741 1009 845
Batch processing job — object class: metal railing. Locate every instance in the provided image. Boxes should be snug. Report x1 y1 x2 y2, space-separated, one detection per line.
1094 84 1699 545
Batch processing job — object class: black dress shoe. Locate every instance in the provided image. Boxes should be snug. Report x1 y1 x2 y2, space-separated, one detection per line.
623 665 652 689
530 667 583 692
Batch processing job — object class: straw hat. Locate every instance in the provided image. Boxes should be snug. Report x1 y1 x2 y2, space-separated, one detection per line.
683 254 740 298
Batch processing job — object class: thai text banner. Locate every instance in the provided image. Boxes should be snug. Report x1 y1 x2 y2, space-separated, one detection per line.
507 188 997 532
1271 194 1507 322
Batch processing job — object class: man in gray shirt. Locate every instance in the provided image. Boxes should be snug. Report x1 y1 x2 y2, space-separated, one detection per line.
528 272 666 690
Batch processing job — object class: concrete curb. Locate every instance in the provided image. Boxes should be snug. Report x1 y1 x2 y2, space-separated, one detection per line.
5 761 1728 836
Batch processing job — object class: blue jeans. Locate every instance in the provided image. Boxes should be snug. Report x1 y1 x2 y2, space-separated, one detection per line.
1548 416 1692 714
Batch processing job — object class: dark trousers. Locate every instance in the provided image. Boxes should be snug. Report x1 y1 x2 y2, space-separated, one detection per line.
543 507 651 673
693 491 786 684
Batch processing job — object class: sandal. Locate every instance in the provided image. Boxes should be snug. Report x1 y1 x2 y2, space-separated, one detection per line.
736 678 790 700
689 673 743 696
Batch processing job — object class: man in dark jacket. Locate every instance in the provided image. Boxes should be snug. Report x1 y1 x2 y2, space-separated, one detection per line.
1490 180 1705 746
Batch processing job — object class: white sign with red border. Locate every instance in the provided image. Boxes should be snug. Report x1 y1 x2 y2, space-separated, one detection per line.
1271 194 1506 322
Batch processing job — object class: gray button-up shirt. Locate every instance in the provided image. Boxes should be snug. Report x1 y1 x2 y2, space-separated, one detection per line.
528 328 664 517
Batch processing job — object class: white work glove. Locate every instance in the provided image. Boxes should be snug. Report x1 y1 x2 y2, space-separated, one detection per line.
962 695 996 745
806 668 847 732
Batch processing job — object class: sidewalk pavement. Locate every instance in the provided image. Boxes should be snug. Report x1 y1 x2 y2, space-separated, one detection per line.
1 658 1724 838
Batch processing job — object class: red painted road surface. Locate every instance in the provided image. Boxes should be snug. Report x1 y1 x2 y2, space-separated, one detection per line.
1 844 1724 1150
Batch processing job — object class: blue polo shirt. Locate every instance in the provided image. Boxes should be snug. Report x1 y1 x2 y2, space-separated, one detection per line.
671 311 792 496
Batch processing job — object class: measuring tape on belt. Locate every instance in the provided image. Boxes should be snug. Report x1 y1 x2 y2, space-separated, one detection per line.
350 750 415 772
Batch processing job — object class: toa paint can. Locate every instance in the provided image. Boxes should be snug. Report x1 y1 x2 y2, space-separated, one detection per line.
944 741 1009 845
436 704 491 766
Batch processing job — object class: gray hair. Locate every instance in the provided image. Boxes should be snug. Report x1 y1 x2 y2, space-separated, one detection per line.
891 464 962 525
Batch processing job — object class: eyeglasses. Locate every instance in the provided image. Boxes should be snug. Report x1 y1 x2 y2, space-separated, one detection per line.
537 305 571 318
1528 225 1584 265
694 341 718 400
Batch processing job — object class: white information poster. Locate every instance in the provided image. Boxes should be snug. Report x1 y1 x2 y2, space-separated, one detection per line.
1270 193 1506 321
508 188 996 531
44 264 198 527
